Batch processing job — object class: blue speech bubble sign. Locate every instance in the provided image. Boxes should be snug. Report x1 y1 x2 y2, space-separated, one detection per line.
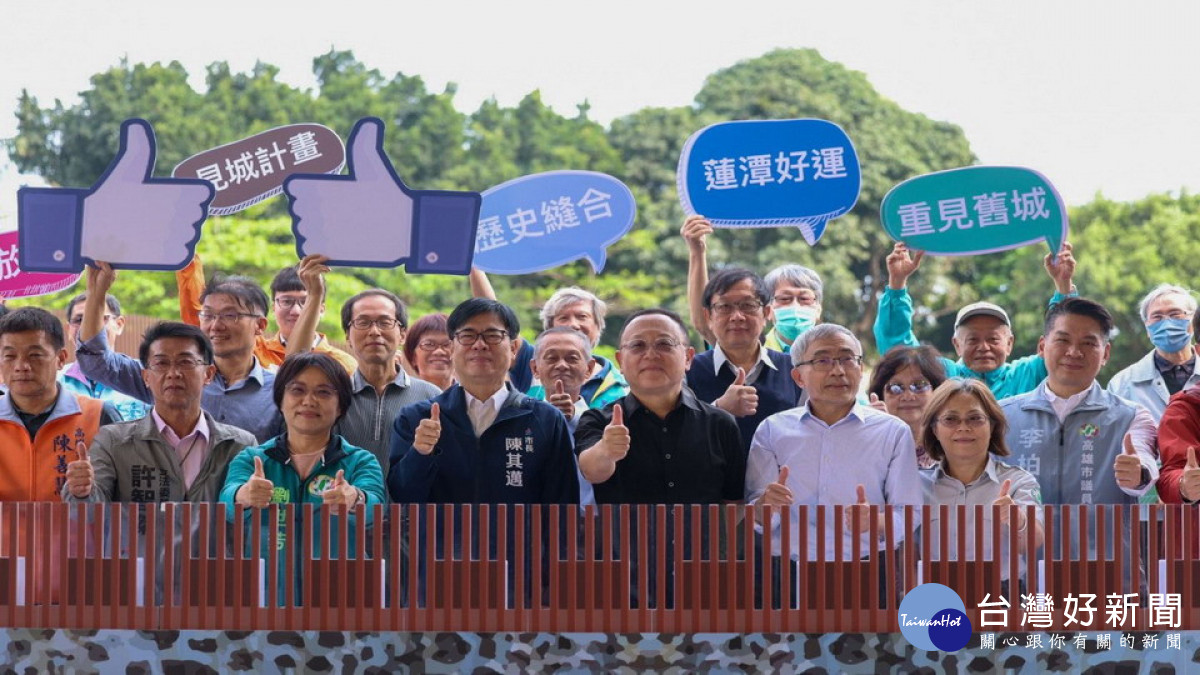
472 171 636 274
880 166 1068 257
677 119 861 244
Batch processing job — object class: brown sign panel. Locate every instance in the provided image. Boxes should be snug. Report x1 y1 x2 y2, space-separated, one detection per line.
172 124 345 215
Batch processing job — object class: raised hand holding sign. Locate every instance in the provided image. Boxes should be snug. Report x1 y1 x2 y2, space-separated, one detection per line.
284 117 482 274
18 119 214 272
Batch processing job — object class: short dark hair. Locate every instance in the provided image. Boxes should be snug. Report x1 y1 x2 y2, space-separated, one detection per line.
269 265 305 299
1044 297 1114 341
201 275 270 317
341 289 408 336
66 292 121 319
403 313 449 372
138 322 214 367
0 307 65 350
620 308 690 342
920 379 1010 463
273 352 354 423
446 298 520 338
702 267 769 308
868 345 947 400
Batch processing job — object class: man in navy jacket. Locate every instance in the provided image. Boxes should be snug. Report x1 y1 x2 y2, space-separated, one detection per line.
389 298 578 506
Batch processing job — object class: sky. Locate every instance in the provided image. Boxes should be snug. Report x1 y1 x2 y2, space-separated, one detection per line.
2 0 1198 226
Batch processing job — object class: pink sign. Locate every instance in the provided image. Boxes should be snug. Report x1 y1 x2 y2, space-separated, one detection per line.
0 231 81 298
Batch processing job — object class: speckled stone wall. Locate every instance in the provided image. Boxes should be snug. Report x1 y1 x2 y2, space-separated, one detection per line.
0 630 1195 673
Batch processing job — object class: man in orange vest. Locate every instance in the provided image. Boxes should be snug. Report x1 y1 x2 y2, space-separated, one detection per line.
0 307 120 502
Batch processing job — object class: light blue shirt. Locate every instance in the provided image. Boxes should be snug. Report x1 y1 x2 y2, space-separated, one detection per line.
920 457 1042 579
746 402 921 561
75 330 282 443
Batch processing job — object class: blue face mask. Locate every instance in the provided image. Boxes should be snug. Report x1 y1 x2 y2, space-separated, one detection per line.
773 305 820 345
1148 317 1193 354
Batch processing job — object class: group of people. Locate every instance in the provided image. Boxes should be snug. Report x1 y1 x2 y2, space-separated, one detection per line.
0 213 1196 599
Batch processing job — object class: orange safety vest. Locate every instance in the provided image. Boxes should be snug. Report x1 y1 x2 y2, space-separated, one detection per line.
0 395 104 503
0 395 103 603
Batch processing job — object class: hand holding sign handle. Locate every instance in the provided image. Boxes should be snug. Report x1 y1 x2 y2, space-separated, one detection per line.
18 119 214 273
284 117 481 273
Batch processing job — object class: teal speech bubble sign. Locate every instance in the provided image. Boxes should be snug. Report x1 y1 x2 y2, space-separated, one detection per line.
880 166 1068 256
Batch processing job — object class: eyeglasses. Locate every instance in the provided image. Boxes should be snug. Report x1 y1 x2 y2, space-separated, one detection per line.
350 316 400 331
620 338 683 355
147 357 209 372
884 381 932 396
68 314 114 326
710 300 764 316
936 414 990 429
794 355 863 371
417 339 452 352
453 330 509 346
274 296 307 310
198 311 261 324
772 293 817 306
283 383 338 401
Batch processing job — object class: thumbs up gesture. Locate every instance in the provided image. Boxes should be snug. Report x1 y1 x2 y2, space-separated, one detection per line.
715 366 758 417
321 469 360 512
284 117 481 273
992 478 1028 530
237 455 276 508
867 392 887 412
757 465 794 508
1113 433 1145 489
66 440 94 499
599 404 631 461
844 484 879 535
547 379 575 421
1180 447 1200 502
413 402 442 455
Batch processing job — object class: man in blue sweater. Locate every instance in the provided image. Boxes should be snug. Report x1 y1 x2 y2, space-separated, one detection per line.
685 268 805 453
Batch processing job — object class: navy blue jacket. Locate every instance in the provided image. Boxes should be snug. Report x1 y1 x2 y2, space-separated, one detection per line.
388 384 579 505
686 348 804 453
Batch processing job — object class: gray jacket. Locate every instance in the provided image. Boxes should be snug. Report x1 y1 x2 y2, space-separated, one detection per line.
63 411 256 504
1000 381 1157 564
1107 350 1200 422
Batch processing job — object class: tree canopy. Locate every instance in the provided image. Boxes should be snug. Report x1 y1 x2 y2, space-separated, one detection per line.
7 48 1189 379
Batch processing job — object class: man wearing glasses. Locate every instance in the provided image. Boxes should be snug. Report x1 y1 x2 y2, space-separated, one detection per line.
686 268 806 454
63 322 256 503
1107 283 1199 421
176 256 356 372
284 257 441 475
575 308 744 506
75 263 283 443
746 323 921 563
388 298 578 505
59 291 151 421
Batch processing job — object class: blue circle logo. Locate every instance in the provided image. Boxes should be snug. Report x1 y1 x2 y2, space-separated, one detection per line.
898 583 973 652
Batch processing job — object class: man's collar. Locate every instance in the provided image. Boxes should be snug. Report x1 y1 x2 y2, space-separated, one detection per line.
352 367 408 393
713 342 775 375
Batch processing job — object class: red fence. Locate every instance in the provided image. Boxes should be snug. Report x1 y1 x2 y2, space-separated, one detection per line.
0 502 1195 632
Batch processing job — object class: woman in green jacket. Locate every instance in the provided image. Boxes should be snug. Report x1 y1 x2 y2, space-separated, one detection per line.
220 352 385 604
